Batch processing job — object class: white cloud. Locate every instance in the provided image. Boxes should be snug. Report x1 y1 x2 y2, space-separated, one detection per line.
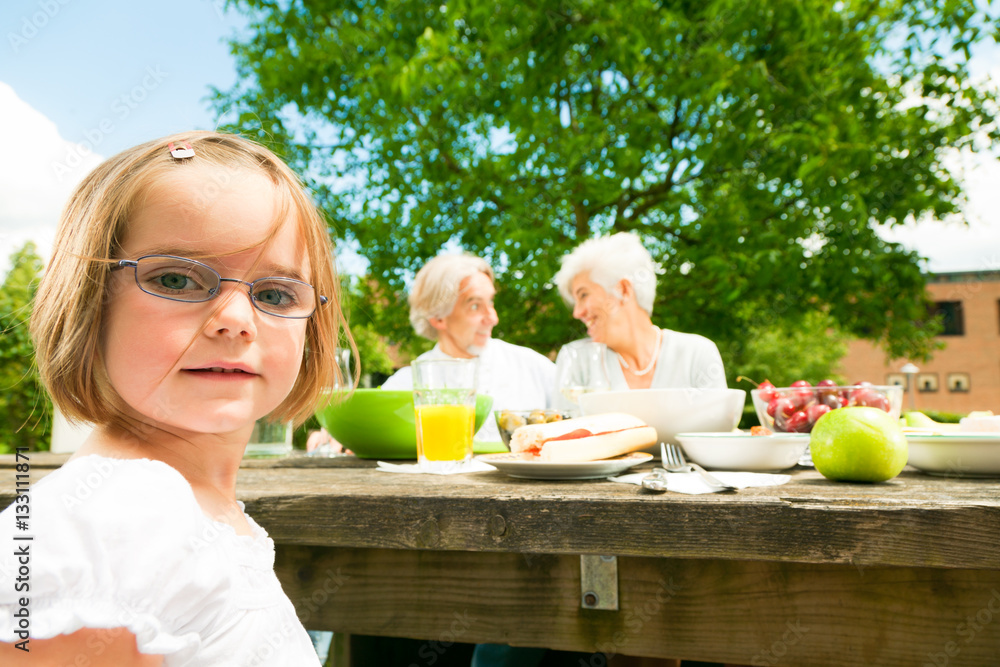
878 144 1000 273
0 82 103 272
876 55 1000 273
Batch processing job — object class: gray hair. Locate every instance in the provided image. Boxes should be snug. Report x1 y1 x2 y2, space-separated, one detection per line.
553 232 658 315
409 253 495 340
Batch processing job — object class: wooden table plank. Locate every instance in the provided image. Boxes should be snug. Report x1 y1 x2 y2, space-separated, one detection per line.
276 546 1000 666
3 462 1000 569
238 465 1000 569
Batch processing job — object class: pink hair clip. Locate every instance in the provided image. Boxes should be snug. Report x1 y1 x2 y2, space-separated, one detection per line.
168 142 195 159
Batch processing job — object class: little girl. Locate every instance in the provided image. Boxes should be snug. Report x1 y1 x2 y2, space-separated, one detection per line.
0 131 349 665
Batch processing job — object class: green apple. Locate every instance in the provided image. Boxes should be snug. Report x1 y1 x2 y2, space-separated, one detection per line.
810 407 908 482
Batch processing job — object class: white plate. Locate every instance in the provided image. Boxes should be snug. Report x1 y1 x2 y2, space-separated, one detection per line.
476 452 653 480
676 432 811 472
906 433 1000 477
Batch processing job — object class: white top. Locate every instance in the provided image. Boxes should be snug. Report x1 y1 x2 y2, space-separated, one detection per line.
0 456 320 666
381 338 556 442
553 328 727 412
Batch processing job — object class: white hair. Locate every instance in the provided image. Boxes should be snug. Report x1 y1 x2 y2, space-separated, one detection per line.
554 232 658 315
408 253 495 340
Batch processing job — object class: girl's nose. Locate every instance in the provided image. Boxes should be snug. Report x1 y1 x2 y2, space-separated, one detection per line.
572 299 585 320
207 286 258 340
485 304 499 326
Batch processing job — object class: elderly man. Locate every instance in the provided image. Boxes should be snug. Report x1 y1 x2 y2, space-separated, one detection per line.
381 253 555 442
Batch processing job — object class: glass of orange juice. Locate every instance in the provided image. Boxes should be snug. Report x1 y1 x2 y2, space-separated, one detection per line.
412 358 478 472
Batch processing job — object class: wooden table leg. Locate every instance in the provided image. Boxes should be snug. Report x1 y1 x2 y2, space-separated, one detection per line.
328 633 350 667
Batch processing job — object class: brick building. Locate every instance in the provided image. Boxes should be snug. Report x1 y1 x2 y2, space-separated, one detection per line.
837 270 1000 415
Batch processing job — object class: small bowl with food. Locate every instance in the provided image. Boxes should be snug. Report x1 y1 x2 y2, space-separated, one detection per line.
676 430 811 471
495 409 571 448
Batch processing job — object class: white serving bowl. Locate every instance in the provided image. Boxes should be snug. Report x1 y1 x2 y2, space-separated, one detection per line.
906 433 1000 477
676 432 810 471
578 388 746 451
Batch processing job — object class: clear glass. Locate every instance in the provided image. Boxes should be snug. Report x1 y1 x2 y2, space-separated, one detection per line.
309 347 355 457
244 419 293 458
558 342 611 416
114 254 324 319
333 346 353 390
412 358 478 472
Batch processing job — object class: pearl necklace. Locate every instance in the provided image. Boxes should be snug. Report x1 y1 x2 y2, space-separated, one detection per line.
618 328 662 377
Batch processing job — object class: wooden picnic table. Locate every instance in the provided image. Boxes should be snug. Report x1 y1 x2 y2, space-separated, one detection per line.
3 452 1000 665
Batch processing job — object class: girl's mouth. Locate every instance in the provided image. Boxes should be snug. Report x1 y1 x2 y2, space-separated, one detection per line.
185 366 258 376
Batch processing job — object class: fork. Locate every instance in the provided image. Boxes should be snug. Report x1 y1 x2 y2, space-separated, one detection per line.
661 442 737 492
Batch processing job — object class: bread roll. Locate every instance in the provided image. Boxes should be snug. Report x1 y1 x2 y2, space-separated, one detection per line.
509 412 657 462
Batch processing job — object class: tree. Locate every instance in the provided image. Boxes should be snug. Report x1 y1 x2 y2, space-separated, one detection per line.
0 242 50 452
725 309 849 389
341 275 402 380
215 0 999 369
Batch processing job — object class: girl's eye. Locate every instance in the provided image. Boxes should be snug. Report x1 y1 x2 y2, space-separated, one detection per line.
253 282 301 311
469 303 480 311
147 271 204 293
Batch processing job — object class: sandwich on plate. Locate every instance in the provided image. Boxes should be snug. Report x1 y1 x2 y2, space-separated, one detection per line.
509 412 657 463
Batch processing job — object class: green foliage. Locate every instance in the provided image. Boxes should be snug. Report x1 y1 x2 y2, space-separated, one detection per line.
341 276 398 377
738 405 761 430
0 243 51 452
724 308 848 389
215 0 999 373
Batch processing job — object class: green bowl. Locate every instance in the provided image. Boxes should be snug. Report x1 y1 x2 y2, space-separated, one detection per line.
315 389 495 459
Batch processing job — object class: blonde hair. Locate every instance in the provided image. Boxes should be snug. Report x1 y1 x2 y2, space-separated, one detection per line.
408 254 494 340
30 131 352 429
553 232 659 315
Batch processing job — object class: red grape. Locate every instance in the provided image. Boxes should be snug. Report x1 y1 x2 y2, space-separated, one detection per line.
849 388 878 407
807 403 831 424
788 380 813 402
822 393 847 409
816 379 838 401
785 410 811 432
769 397 796 419
849 389 890 412
757 380 777 403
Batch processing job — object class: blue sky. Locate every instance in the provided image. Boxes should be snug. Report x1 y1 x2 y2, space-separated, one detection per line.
1 0 244 154
1 0 999 276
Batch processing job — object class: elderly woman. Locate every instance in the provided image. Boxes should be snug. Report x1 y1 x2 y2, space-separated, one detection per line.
552 232 726 412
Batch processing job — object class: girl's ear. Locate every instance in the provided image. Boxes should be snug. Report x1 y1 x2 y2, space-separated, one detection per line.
429 317 448 333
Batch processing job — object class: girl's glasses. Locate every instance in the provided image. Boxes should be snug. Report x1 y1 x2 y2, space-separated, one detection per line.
112 255 327 319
